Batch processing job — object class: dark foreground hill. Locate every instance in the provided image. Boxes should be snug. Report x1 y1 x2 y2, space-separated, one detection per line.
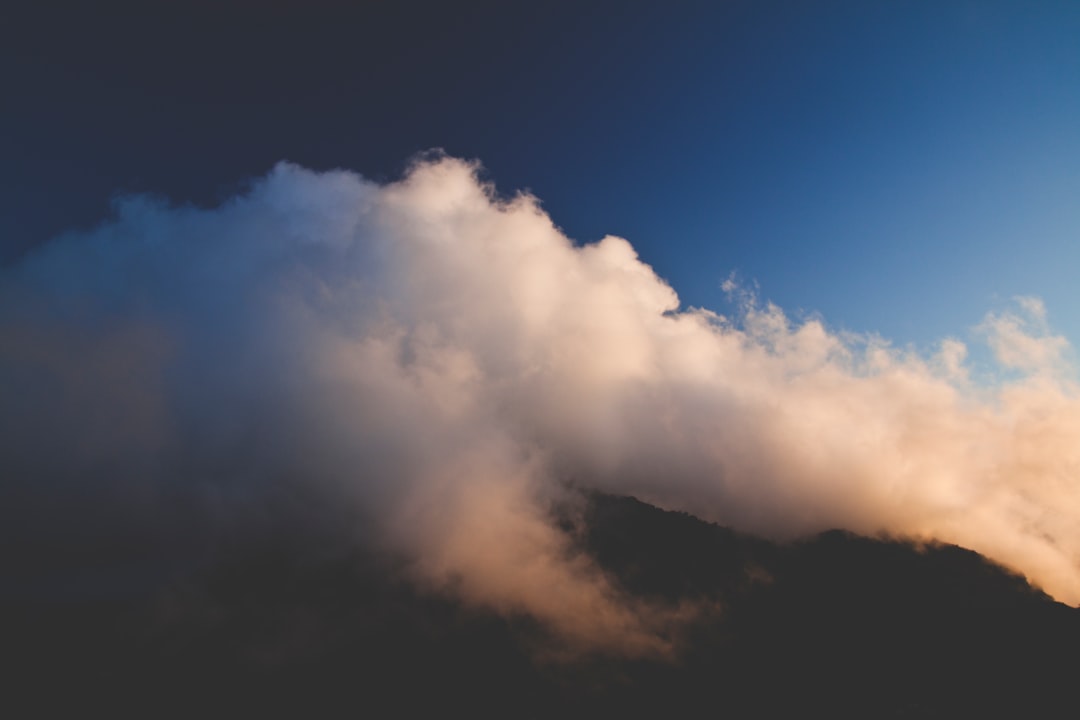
7 493 1079 718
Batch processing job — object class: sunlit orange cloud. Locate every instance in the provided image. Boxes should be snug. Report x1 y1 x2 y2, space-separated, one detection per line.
3 155 1078 655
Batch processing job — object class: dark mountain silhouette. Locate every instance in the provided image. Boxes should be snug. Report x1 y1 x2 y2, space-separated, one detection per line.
6 493 1078 718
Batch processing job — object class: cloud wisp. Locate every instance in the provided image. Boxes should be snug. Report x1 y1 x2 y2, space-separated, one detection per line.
3 155 1079 655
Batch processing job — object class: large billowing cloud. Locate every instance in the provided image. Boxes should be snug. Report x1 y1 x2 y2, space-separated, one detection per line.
3 155 1079 654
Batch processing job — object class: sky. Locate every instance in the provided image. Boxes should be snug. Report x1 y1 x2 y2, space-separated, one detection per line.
3 1 1080 655
5 1 1078 348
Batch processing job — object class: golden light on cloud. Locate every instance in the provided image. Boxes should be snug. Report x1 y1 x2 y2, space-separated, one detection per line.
3 155 1079 655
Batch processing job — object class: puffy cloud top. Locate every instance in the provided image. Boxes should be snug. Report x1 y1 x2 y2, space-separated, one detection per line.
3 156 1079 654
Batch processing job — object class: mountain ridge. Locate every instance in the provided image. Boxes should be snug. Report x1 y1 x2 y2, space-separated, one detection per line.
7 492 1078 718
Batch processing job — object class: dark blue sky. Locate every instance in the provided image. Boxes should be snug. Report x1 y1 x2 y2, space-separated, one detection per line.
4 0 1078 349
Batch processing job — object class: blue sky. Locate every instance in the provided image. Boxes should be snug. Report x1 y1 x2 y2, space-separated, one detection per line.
3 0 1078 350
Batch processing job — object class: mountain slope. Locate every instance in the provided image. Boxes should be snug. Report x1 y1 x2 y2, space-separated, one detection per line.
7 493 1078 718
581 494 1079 718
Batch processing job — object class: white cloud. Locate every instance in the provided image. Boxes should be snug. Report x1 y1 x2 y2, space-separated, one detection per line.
3 155 1080 655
